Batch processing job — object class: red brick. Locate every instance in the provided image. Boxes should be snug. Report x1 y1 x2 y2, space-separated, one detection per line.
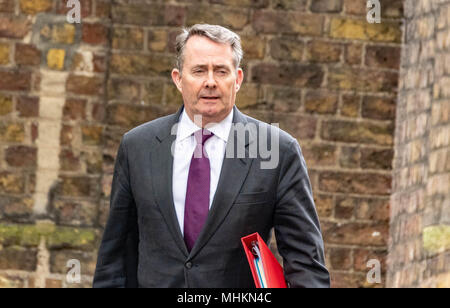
322 221 389 246
321 119 394 146
253 10 323 35
82 23 109 45
45 279 62 288
302 143 337 166
112 3 165 26
58 176 93 197
50 250 97 275
31 122 38 143
310 0 343 13
360 148 394 170
362 96 396 120
81 125 103 145
85 151 102 174
5 146 37 168
270 37 303 61
345 43 363 65
95 0 111 18
0 247 37 271
335 197 355 219
92 103 105 122
251 63 324 87
354 249 387 273
330 272 368 288
17 96 39 117
0 71 31 91
66 75 103 96
314 194 334 218
57 0 92 18
210 0 270 8
106 104 161 128
344 0 403 18
329 248 352 270
277 115 317 140
354 198 390 222
112 27 144 50
328 67 398 92
110 53 172 76
15 44 41 66
60 125 74 146
271 0 307 10
319 171 391 195
305 40 342 63
0 195 33 219
186 5 249 30
63 99 86 120
0 16 31 39
59 149 81 172
164 5 186 26
339 146 360 168
93 53 107 73
365 45 401 69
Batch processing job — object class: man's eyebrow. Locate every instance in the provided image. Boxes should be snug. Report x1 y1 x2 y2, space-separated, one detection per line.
191 64 231 70
214 65 231 70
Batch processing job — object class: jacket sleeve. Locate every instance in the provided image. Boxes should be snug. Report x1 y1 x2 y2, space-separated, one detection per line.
274 139 330 288
93 136 139 288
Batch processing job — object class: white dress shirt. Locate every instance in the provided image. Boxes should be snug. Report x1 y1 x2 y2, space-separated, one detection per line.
172 108 234 235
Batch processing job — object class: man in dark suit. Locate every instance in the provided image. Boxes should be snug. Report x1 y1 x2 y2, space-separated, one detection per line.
93 24 330 288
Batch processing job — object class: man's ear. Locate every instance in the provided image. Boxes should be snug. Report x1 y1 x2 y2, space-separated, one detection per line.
235 68 244 92
171 68 182 92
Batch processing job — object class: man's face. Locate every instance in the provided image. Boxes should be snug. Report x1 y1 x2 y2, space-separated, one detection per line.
171 35 244 126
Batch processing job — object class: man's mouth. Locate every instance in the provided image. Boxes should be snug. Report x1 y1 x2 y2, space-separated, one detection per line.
200 96 220 100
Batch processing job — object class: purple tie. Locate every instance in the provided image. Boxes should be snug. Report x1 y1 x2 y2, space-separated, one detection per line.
184 129 214 252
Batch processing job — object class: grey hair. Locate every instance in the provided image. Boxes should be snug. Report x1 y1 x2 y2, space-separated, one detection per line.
175 24 243 73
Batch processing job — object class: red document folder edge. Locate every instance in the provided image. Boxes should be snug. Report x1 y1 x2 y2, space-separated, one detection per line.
241 232 287 288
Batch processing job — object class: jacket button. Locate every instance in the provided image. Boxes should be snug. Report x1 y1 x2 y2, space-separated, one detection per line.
185 262 193 269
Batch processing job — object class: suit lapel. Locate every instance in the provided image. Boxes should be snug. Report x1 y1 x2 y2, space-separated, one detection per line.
189 106 256 258
151 105 189 257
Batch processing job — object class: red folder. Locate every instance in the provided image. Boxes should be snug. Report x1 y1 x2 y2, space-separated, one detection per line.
241 232 287 288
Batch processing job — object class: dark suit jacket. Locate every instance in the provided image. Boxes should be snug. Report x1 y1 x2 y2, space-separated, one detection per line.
93 105 330 288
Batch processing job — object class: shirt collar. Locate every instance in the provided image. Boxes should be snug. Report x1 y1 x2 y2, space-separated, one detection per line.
177 107 234 143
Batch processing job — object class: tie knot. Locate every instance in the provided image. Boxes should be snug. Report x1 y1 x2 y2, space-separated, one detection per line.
194 129 214 146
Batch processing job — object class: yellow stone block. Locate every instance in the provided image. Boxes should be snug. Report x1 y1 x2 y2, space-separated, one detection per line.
330 18 402 43
20 0 53 15
241 35 266 60
0 95 13 116
148 30 166 52
423 225 450 254
0 43 10 65
51 24 76 44
236 84 259 109
47 49 65 70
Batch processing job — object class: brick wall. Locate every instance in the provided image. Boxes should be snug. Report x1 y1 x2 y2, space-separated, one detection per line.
387 0 450 288
0 0 110 288
0 0 406 288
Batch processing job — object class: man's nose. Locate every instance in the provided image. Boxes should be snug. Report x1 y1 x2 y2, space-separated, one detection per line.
204 71 217 88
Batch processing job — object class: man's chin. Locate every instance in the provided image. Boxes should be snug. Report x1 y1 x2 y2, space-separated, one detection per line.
196 103 220 115
193 105 229 123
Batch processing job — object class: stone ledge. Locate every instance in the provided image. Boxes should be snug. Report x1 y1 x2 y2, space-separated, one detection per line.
0 222 98 250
